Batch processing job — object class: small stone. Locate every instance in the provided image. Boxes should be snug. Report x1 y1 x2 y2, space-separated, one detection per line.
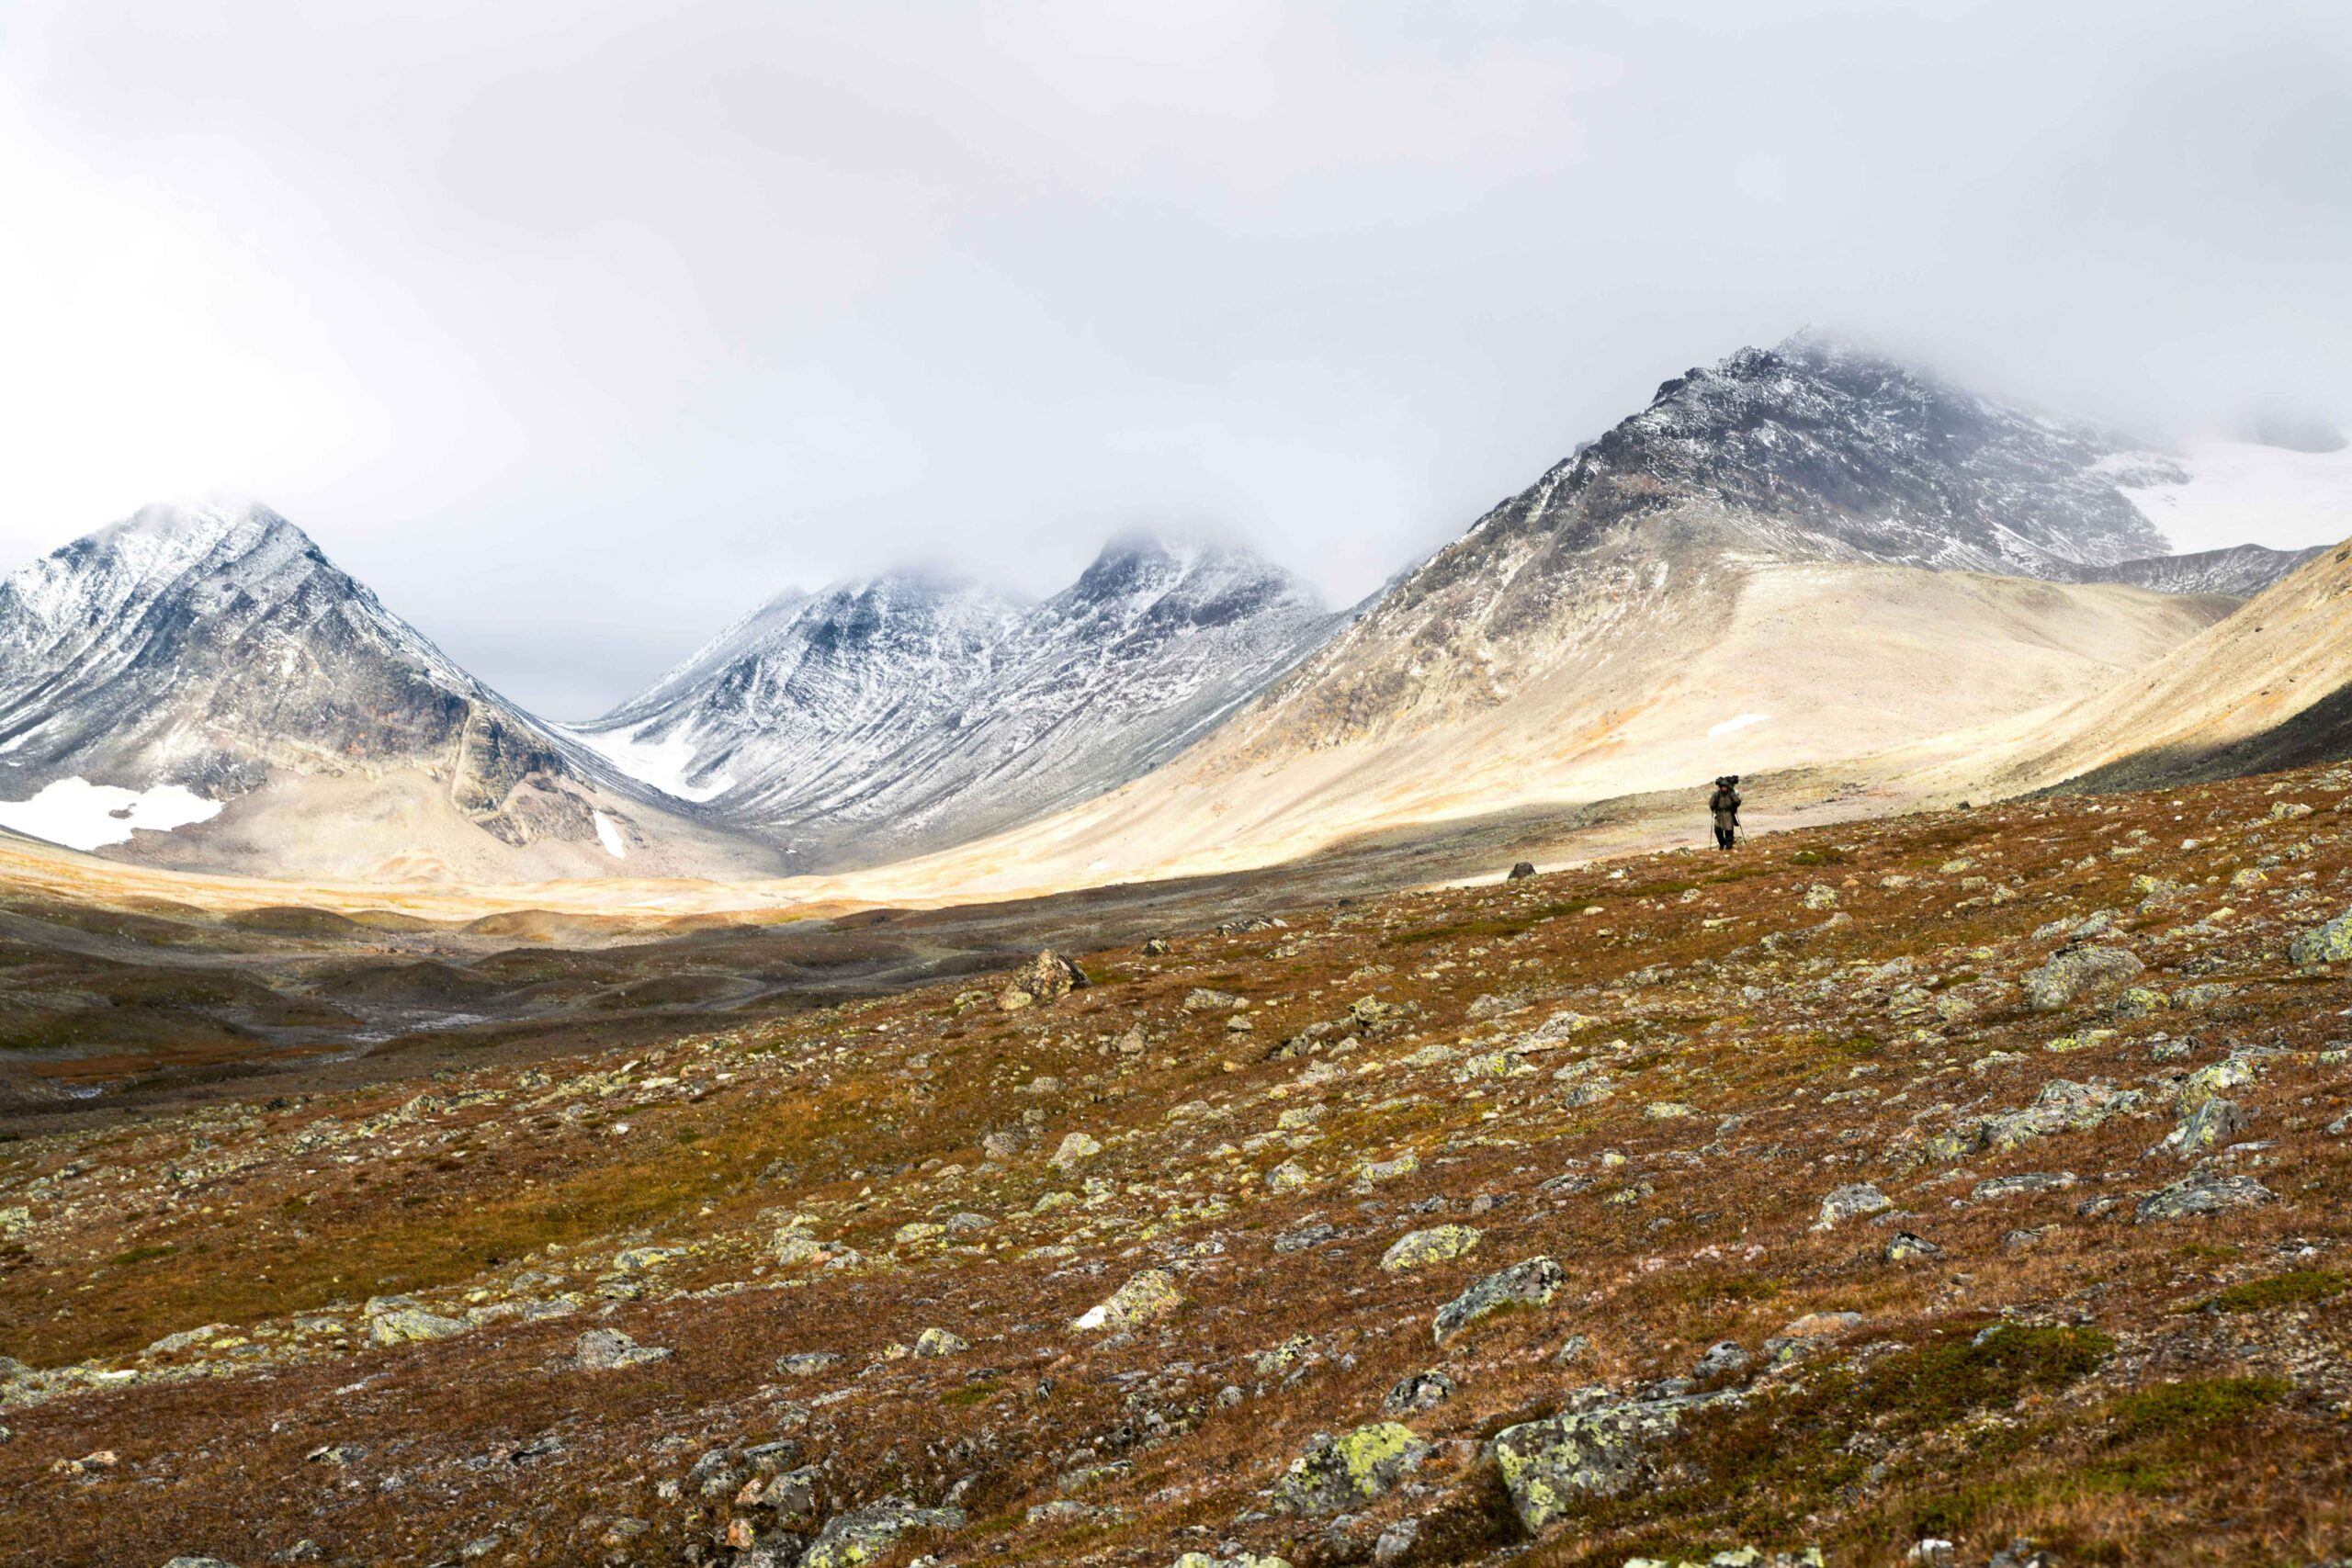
1972 1171 2075 1202
777 1350 840 1377
1380 1369 1456 1415
571 1328 671 1370
1374 1519 1423 1563
1266 1159 1311 1193
1692 1339 1752 1380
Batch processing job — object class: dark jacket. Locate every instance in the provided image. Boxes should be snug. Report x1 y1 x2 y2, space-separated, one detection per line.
1709 786 1741 828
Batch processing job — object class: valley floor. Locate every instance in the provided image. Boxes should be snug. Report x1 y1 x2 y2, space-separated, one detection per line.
6 765 2352 1567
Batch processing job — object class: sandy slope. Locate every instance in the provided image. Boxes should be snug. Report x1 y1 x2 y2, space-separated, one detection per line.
857 557 2233 896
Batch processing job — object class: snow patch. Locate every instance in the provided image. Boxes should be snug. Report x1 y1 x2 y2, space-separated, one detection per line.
2120 439 2352 554
593 810 628 860
1707 713 1771 737
0 777 221 851
566 719 735 803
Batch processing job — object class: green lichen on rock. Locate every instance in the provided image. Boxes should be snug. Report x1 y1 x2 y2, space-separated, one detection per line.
1270 1421 1431 1514
1490 1394 1710 1533
2289 908 2352 966
1434 1256 1565 1342
1380 1224 1481 1271
2024 945 2144 1010
796 1501 965 1568
1072 1269 1182 1331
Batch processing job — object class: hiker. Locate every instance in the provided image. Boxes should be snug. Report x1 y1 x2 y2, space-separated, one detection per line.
1708 775 1742 850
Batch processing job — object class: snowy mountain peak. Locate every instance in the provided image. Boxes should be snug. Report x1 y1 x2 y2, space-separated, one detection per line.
579 532 1342 866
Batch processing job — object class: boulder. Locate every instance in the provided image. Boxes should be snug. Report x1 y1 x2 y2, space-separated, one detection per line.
363 1298 469 1348
998 950 1088 1010
911 1327 968 1358
2023 946 2143 1011
1270 1422 1432 1515
1883 1231 1942 1263
2171 1098 2250 1160
796 1501 965 1568
1434 1256 1565 1343
1049 1132 1102 1169
2289 909 2352 966
1814 1183 1891 1228
2135 1171 2275 1223
1380 1224 1482 1272
1265 1159 1311 1194
1490 1394 1709 1533
1072 1269 1183 1332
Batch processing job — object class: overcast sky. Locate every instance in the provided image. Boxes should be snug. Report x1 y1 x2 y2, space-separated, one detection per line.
4 0 2348 716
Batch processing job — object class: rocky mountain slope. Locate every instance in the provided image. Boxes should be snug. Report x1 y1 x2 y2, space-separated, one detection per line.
6 761 2350 1567
0 502 761 882
2078 542 2323 596
872 335 2265 896
575 536 1342 868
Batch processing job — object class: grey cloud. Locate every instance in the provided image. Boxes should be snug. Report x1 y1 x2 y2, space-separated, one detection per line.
2 0 2346 716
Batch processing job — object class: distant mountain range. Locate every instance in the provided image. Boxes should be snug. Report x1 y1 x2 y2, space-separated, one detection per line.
0 330 2340 884
571 536 1342 866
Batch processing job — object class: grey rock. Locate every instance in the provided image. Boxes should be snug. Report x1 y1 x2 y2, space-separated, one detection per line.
1972 1172 2076 1202
1815 1182 1891 1228
1692 1340 1752 1380
1380 1369 1457 1415
571 1328 672 1370
2289 909 2352 966
2135 1171 2276 1223
796 1501 967 1568
2172 1098 2250 1160
1433 1256 1566 1344
2023 945 2144 1011
1884 1231 1942 1263
1490 1393 1713 1533
1270 1423 1432 1515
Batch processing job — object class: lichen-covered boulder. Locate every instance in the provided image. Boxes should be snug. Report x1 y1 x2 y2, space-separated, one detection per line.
2289 909 2352 966
1814 1183 1891 1229
1265 1159 1311 1193
1072 1269 1182 1332
1049 1132 1102 1169
1489 1394 1708 1533
2177 1053 2266 1113
1380 1224 1481 1272
2023 945 2144 1011
997 950 1089 1010
1270 1422 1431 1514
2135 1171 2275 1223
364 1298 469 1348
1434 1256 1565 1343
796 1500 965 1568
911 1327 968 1357
2170 1098 2250 1160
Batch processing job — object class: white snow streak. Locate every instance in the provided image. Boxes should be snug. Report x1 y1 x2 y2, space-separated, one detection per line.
1707 713 1771 738
0 776 220 851
566 719 735 803
593 810 628 860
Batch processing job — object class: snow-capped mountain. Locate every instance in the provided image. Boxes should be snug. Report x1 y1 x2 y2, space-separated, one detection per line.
894 331 2283 894
0 501 758 879
574 535 1342 866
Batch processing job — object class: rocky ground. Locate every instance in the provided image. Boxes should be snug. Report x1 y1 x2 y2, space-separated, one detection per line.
6 765 2352 1568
